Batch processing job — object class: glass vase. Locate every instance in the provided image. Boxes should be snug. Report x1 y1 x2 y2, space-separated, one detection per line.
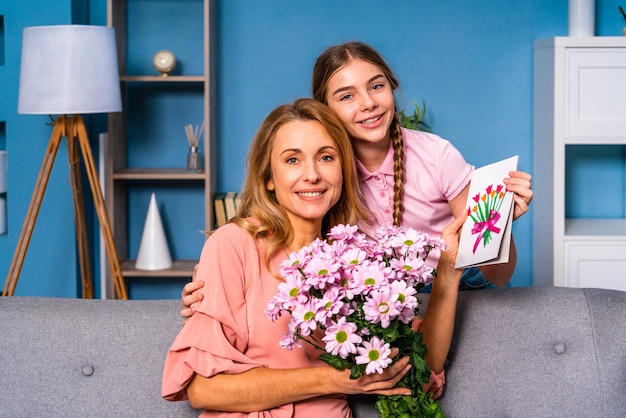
186 146 203 172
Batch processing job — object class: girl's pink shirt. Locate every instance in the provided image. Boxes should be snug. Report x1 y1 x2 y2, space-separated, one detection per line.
161 222 352 417
356 128 473 272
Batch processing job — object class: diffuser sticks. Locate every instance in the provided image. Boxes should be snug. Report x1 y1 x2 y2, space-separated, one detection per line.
184 122 204 171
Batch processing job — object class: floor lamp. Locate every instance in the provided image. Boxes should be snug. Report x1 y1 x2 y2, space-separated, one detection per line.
2 25 127 299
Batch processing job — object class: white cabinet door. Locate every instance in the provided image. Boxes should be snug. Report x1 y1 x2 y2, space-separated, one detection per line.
565 240 626 290
566 48 626 140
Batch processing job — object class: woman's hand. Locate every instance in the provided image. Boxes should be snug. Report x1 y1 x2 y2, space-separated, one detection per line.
504 170 533 221
333 348 412 397
180 264 204 324
437 212 466 274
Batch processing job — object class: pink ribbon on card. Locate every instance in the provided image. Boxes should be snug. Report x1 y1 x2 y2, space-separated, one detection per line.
471 210 501 254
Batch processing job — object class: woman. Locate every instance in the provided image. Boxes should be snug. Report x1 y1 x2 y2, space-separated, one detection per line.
162 98 464 416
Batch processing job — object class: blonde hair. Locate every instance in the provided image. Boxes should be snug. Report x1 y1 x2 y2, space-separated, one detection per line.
312 41 405 226
232 98 369 269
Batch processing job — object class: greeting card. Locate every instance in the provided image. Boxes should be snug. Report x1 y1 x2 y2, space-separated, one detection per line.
455 155 518 269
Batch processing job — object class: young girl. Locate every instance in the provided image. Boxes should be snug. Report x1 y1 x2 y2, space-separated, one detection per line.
162 98 465 415
181 42 533 310
310 41 533 290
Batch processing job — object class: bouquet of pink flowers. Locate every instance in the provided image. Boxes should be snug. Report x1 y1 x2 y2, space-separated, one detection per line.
265 224 446 417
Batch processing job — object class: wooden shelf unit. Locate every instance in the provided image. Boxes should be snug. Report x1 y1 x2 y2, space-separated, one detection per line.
105 0 216 285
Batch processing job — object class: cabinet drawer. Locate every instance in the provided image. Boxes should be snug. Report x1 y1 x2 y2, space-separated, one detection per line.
566 48 626 139
564 240 626 290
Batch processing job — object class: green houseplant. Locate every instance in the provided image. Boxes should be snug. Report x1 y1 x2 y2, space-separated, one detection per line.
398 100 431 132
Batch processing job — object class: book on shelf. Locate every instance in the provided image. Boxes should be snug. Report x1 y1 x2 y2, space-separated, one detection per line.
213 193 227 227
224 191 237 221
234 192 242 212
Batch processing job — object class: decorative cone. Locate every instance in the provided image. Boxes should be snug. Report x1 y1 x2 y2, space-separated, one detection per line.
135 193 173 270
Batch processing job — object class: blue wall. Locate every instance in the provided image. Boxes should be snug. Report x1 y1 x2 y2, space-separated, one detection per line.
1 0 625 298
215 0 625 291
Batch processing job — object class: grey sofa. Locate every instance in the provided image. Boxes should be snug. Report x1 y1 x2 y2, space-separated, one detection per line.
1 286 625 417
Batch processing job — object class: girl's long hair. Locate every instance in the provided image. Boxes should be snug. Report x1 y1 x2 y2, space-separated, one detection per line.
232 98 369 270
312 41 405 226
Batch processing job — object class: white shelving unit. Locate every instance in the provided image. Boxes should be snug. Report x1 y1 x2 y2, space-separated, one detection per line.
533 37 626 291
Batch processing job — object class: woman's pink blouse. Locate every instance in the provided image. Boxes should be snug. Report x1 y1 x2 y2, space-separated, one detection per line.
161 223 352 417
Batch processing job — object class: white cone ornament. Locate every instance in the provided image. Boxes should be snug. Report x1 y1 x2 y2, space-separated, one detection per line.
135 193 173 270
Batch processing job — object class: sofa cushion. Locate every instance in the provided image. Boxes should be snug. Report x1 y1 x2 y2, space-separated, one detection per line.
0 296 199 417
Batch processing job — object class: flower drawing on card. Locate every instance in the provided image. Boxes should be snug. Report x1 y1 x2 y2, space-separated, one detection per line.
468 184 506 254
265 224 446 417
455 155 518 269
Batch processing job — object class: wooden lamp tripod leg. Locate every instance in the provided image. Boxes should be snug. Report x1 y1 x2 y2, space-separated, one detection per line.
72 116 128 300
67 128 94 299
2 117 66 296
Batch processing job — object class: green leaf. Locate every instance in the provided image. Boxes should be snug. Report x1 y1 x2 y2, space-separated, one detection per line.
398 100 431 132
318 353 352 371
372 330 445 417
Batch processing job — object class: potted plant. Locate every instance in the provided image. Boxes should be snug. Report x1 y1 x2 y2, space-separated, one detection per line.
398 100 431 132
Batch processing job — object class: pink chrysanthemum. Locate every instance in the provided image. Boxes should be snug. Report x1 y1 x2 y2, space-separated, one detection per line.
303 253 341 289
389 256 430 285
291 300 319 337
322 317 362 359
280 245 311 274
328 223 361 243
390 228 428 257
355 336 392 375
363 290 399 328
390 280 419 324
352 261 391 295
279 331 301 351
339 247 367 269
275 273 308 309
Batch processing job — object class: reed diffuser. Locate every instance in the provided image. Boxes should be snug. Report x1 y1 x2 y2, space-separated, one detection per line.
184 122 204 171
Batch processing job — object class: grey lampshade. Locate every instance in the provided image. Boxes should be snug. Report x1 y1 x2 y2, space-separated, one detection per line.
18 25 122 115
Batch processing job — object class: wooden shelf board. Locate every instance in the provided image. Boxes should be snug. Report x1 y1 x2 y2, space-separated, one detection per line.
113 168 206 180
565 218 626 238
121 259 197 277
564 138 626 145
121 75 205 82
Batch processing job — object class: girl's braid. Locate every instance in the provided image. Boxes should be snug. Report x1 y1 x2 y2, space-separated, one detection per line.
390 112 404 226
